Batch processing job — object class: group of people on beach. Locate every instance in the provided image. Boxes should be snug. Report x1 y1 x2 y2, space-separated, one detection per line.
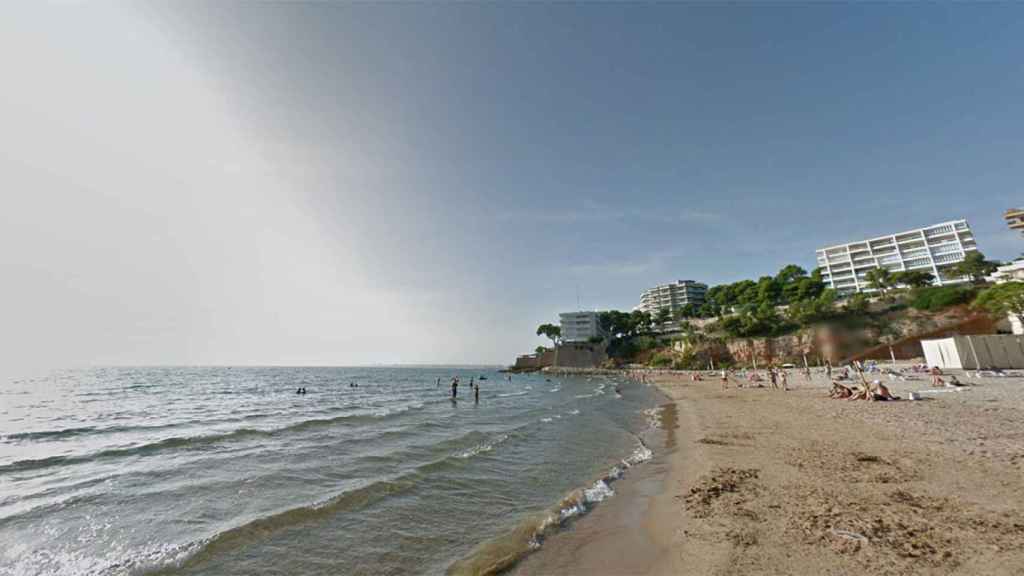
713 366 792 391
828 360 900 401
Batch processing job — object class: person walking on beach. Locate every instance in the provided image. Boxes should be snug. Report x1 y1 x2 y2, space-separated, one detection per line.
779 369 789 391
720 369 729 390
826 361 833 381
769 368 778 390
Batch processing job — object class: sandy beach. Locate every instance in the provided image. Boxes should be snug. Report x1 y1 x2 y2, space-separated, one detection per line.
519 368 1024 575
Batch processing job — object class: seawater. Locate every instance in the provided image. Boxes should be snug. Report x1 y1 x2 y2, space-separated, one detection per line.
0 367 660 576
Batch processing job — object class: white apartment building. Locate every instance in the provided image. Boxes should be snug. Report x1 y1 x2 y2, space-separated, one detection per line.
559 311 605 342
816 219 978 294
636 280 708 315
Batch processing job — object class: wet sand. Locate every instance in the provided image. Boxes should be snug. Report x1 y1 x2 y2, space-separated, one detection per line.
515 369 1024 575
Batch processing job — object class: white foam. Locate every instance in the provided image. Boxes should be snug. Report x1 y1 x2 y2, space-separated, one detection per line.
455 433 509 459
623 443 653 467
540 417 553 423
583 480 614 503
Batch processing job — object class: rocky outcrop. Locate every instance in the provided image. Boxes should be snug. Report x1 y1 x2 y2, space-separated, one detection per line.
691 306 997 367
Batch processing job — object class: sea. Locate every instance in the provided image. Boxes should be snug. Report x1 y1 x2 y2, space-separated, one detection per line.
0 367 663 576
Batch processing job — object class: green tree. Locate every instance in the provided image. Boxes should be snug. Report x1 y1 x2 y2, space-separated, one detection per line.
655 307 672 326
775 264 807 285
535 323 561 347
599 310 632 337
785 276 826 303
630 310 653 334
785 289 837 326
698 302 719 318
892 270 934 289
952 252 999 284
973 282 1024 325
756 276 783 307
535 345 548 356
864 267 893 294
734 280 760 307
673 303 699 320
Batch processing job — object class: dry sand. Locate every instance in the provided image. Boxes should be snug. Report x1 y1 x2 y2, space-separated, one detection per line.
516 369 1024 575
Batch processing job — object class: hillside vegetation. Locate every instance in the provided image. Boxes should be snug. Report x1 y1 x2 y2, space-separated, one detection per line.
597 260 1022 370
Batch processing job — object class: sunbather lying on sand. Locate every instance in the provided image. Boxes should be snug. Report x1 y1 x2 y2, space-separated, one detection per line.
830 382 852 399
871 381 899 401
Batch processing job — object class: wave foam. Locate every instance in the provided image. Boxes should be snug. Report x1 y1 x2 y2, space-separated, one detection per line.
447 438 654 576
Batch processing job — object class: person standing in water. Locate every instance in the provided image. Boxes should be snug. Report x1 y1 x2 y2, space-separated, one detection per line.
451 377 458 399
474 382 480 404
436 377 440 388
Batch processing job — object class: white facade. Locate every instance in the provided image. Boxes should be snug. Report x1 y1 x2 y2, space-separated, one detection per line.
637 280 707 315
986 259 1024 284
815 220 978 294
922 335 1024 370
559 311 605 343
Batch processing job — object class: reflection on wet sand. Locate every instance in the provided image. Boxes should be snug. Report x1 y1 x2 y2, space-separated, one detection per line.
657 401 678 448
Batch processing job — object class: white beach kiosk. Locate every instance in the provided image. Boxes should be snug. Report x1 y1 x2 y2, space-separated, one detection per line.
921 335 1024 370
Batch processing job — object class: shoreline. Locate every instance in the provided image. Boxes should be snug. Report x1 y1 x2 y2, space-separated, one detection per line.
513 368 1024 575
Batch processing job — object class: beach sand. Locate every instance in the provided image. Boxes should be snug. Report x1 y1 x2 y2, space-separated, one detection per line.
517 369 1024 575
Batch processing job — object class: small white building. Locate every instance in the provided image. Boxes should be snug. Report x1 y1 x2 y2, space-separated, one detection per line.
986 259 1024 284
559 311 605 343
921 335 1024 370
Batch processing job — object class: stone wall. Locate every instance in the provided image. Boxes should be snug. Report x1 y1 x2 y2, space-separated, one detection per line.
512 342 606 370
553 342 607 369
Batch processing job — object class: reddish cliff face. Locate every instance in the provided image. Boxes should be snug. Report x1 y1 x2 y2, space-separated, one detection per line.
693 306 998 367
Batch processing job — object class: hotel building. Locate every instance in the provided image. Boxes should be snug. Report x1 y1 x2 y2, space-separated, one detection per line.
816 220 978 294
559 311 606 343
636 280 708 315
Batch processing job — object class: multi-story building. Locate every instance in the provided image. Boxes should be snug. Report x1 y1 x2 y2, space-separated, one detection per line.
636 280 708 315
559 311 606 342
815 220 978 294
1005 208 1024 236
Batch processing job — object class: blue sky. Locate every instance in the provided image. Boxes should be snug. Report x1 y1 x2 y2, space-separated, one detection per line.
2 3 1022 369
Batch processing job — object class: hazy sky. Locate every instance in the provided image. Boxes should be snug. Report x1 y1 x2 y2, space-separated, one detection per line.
2 3 1022 373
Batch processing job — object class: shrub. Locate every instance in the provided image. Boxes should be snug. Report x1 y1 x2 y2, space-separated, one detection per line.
908 286 974 311
845 293 869 315
634 335 659 351
650 352 674 368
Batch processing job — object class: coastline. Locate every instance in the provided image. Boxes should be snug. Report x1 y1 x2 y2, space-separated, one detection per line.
513 369 1024 575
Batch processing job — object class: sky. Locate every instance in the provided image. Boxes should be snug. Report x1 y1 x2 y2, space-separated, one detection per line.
1 3 1022 373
